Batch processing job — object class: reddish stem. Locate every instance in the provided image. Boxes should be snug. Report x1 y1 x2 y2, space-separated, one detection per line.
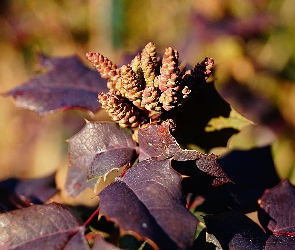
119 163 131 178
84 206 100 227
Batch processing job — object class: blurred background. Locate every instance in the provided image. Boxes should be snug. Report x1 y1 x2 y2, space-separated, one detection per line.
1 0 295 186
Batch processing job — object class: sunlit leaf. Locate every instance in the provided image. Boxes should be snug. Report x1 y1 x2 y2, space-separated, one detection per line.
4 54 108 116
68 121 137 179
0 203 87 250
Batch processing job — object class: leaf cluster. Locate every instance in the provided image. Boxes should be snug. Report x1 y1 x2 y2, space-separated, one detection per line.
1 42 294 249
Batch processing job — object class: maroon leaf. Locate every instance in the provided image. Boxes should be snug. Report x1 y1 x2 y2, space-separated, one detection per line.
258 179 295 236
99 158 198 250
4 54 108 116
68 121 137 179
99 180 178 250
138 123 199 161
62 227 89 250
65 166 98 197
0 203 86 250
120 158 198 249
138 124 231 186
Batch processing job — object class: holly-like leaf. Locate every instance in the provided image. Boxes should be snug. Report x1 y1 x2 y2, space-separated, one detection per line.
3 54 108 116
99 158 198 250
0 203 87 250
258 179 295 236
64 166 98 197
99 180 178 250
68 121 137 179
138 123 231 187
204 210 268 250
198 146 280 214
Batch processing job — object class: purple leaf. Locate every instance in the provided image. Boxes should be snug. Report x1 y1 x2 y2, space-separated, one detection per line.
196 146 280 215
265 235 295 250
62 227 89 250
258 179 295 236
64 166 98 197
0 173 58 204
99 158 198 250
138 123 200 161
120 158 198 249
258 179 295 249
99 180 178 250
68 121 137 179
138 124 231 186
4 54 108 116
203 146 280 214
0 203 86 250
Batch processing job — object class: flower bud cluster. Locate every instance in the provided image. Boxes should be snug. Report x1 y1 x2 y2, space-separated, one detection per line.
87 43 214 129
98 92 145 128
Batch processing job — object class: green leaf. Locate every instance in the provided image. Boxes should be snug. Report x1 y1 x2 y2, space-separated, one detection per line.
205 107 254 132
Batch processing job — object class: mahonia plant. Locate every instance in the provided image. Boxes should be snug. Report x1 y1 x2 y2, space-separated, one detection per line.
3 42 289 250
87 42 214 131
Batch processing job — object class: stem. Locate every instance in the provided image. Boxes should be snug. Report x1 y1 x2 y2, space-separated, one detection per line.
119 163 131 177
84 206 100 227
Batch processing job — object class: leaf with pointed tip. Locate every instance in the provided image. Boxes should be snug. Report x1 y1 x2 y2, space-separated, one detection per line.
99 180 178 250
64 166 98 197
0 203 87 250
99 158 198 250
62 227 89 250
4 54 108 116
198 146 280 214
138 124 231 186
68 121 137 179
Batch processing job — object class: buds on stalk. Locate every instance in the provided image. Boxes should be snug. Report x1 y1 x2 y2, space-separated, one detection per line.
87 43 214 129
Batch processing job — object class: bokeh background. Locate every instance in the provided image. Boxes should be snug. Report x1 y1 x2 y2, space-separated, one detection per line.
1 0 295 187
